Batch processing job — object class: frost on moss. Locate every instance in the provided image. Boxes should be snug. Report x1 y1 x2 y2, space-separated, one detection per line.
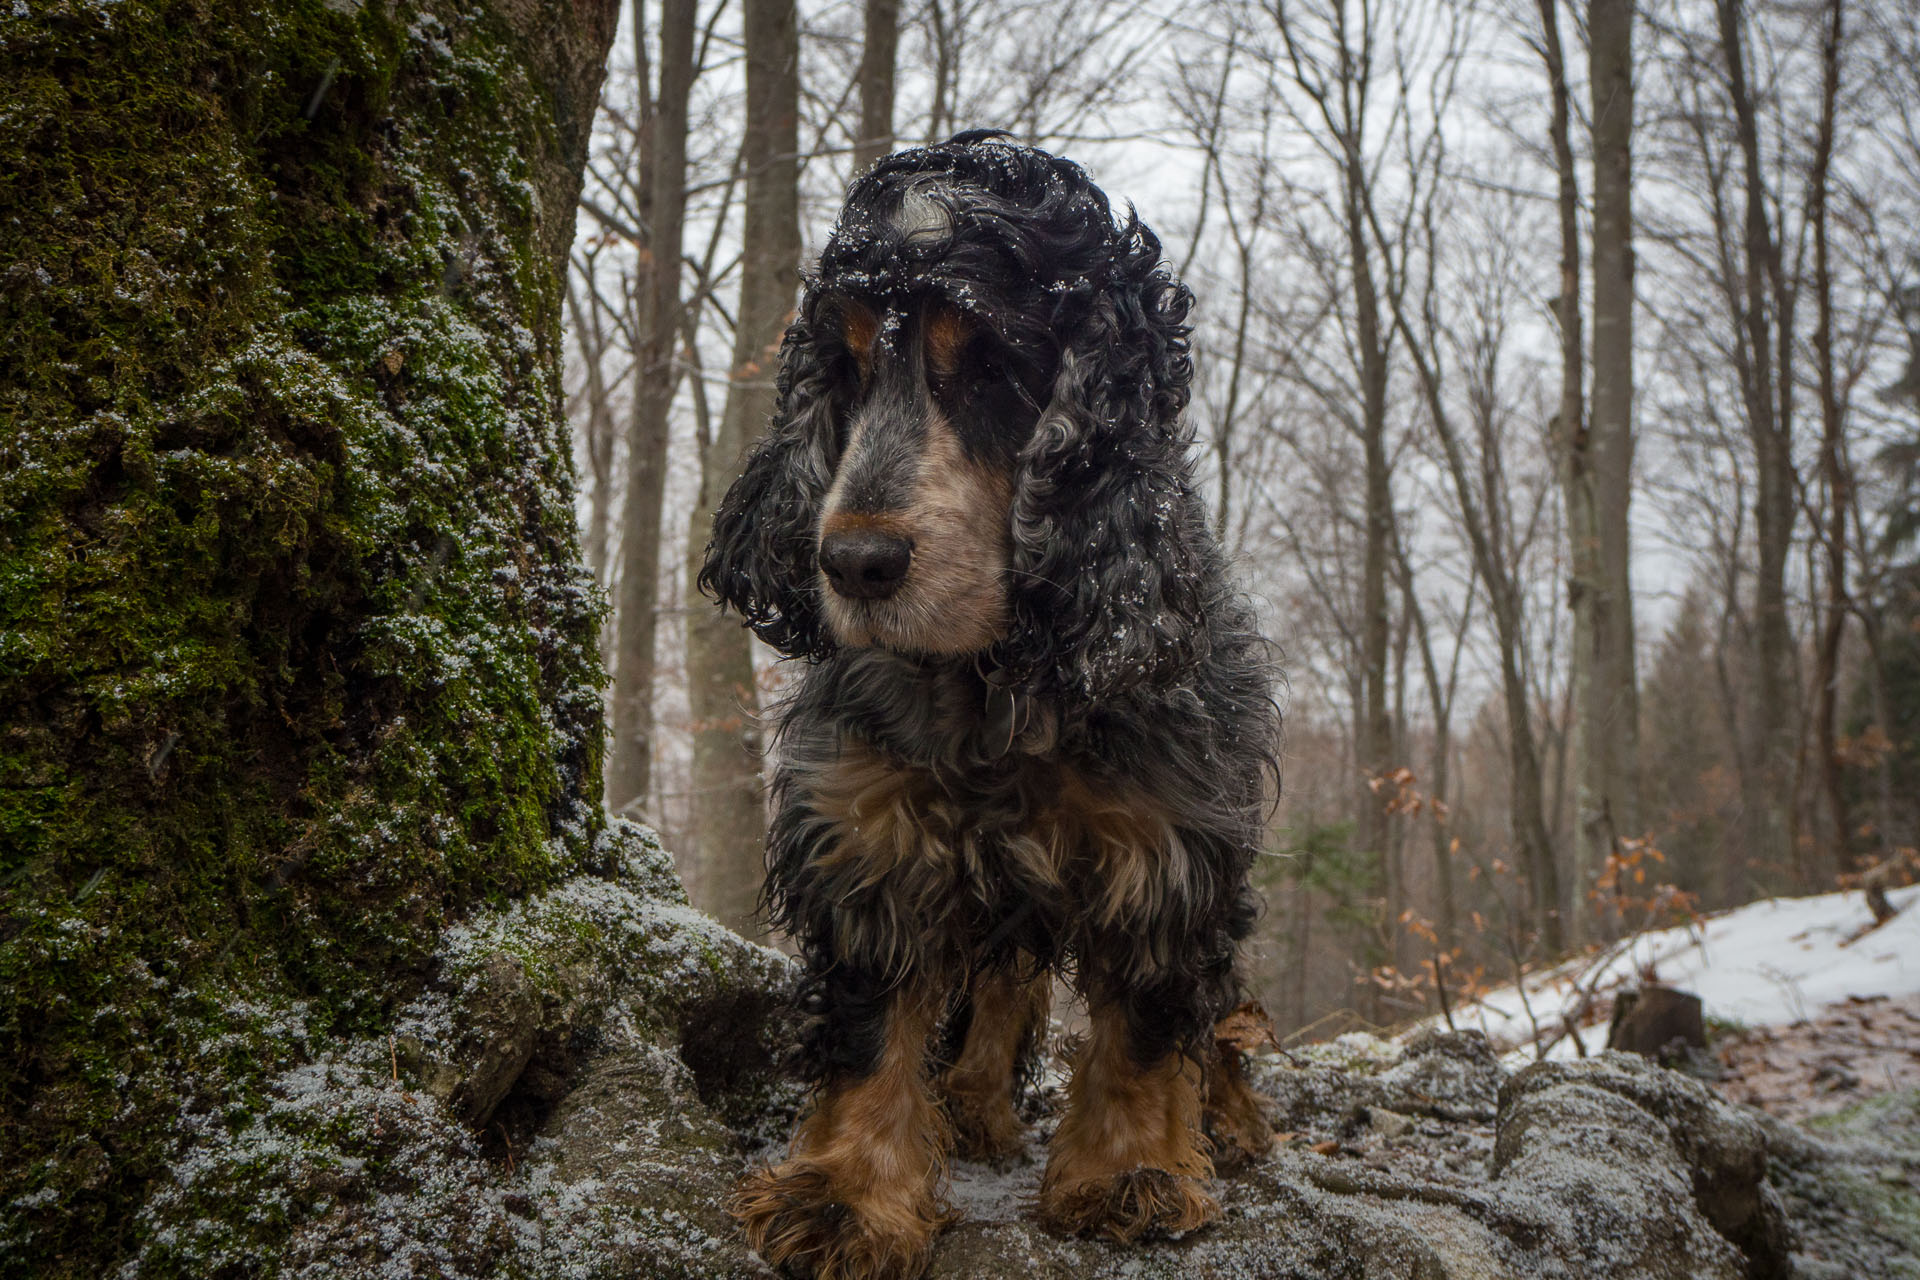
0 1 606 1272
1779 1090 1920 1278
107 824 796 1280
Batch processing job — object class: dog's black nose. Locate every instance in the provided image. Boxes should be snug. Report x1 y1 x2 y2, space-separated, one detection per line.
820 529 912 599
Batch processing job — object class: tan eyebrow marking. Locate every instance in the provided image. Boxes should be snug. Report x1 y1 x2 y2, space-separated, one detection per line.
842 300 879 372
924 304 973 380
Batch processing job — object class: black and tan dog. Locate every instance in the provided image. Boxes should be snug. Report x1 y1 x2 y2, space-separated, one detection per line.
701 131 1280 1280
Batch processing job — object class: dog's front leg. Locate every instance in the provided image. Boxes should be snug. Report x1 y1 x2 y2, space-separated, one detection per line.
1038 1000 1217 1241
938 961 1049 1162
731 980 951 1280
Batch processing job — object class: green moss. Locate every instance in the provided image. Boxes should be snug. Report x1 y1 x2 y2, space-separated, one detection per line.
1796 1091 1920 1275
0 2 606 1273
1701 1014 1748 1043
109 830 791 1278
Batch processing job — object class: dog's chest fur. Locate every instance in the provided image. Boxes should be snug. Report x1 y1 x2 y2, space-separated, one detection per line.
780 649 1182 968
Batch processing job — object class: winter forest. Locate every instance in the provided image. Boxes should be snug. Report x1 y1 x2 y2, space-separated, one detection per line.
7 0 1920 1275
569 0 1920 1038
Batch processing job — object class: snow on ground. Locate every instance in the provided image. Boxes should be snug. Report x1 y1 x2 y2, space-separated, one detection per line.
1436 885 1920 1061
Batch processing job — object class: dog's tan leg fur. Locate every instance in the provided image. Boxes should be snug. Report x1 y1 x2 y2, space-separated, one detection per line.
938 966 1048 1162
1201 1042 1275 1171
730 995 952 1280
1039 1005 1217 1241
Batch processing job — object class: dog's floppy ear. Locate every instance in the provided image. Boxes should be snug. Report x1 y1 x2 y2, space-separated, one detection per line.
698 314 844 661
1005 217 1210 701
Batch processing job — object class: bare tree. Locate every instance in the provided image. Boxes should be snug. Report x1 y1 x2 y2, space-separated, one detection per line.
1716 0 1803 882
1386 182 1567 955
1530 0 1597 936
1394 518 1476 954
684 0 800 934
566 264 623 586
854 0 901 170
607 0 698 819
1808 0 1851 877
1584 0 1641 933
1259 0 1407 903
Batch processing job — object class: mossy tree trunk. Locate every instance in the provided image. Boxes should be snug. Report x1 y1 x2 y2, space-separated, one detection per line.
0 0 618 1272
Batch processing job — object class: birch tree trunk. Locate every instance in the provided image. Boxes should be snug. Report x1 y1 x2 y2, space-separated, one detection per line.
684 0 799 933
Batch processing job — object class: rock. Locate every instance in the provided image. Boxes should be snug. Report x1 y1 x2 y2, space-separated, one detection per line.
1376 1029 1505 1122
99 842 1920 1278
1368 1106 1414 1139
447 952 544 1128
912 1041 1797 1278
113 824 800 1278
525 1043 768 1278
1493 1055 1788 1279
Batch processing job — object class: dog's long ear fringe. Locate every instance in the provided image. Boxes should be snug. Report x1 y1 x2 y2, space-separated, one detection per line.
1005 215 1209 702
697 316 842 661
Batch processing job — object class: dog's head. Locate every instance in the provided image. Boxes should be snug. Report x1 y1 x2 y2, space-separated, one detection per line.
700 132 1212 700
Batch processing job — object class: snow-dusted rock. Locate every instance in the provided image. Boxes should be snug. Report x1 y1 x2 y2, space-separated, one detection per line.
114 879 1920 1277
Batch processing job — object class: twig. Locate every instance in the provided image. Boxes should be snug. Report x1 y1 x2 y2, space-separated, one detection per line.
1431 952 1456 1032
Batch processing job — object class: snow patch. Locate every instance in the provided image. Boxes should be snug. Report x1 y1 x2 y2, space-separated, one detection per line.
1433 886 1920 1060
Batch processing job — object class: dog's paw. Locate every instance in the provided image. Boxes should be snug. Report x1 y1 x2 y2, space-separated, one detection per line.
730 1160 946 1280
1038 1167 1220 1242
942 1085 1027 1165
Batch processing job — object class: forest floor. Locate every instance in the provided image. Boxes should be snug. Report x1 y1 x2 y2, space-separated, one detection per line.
1713 991 1920 1122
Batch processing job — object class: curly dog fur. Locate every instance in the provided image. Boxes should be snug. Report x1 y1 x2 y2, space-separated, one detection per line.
703 132 1279 1279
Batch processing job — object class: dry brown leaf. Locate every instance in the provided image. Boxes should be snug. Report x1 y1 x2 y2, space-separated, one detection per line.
1214 1001 1280 1054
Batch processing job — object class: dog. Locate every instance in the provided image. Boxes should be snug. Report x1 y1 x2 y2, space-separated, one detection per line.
700 131 1280 1280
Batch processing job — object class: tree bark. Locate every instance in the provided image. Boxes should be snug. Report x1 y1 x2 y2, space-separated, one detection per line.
606 0 697 819
1319 81 1397 922
1585 0 1642 937
685 0 799 934
1810 0 1851 877
1536 0 1599 939
0 1 618 1270
854 0 901 172
1717 0 1801 885
566 272 620 585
